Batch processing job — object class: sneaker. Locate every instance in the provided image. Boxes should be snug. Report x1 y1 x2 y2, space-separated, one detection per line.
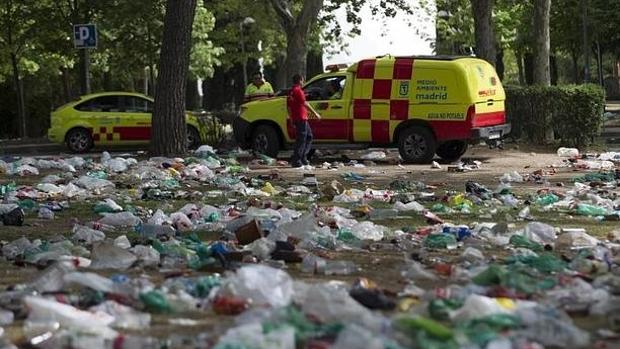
291 162 303 168
301 159 309 166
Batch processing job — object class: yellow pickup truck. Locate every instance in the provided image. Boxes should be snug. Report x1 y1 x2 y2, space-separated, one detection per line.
233 55 511 163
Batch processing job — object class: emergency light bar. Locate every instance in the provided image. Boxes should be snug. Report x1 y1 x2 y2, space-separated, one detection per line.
325 64 348 72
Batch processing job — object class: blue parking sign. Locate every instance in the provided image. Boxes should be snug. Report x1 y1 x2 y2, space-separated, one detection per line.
73 24 97 49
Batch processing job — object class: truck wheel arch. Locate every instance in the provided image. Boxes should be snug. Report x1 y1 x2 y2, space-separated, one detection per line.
393 119 436 144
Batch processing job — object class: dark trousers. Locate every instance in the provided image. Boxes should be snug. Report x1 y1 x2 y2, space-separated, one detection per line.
291 120 313 166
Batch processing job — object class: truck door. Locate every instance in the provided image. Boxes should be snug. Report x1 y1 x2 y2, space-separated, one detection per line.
302 75 351 142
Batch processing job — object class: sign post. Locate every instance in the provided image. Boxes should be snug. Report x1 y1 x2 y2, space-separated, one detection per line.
73 24 97 95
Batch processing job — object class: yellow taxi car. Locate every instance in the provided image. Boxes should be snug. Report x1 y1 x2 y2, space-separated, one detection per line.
233 55 511 163
47 92 205 153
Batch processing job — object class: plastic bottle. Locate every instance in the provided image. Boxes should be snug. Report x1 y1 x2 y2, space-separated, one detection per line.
302 254 327 274
30 262 75 293
212 295 249 315
396 315 454 340
325 260 358 275
140 291 172 313
368 208 399 220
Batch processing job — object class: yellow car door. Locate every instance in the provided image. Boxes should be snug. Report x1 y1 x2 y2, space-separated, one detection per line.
119 95 153 143
74 95 123 145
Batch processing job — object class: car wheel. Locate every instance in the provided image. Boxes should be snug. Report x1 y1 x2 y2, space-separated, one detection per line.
436 140 468 162
187 126 201 149
398 126 436 164
251 125 280 158
66 128 93 153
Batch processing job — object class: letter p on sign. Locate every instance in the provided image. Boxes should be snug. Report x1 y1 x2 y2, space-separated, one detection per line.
73 24 97 49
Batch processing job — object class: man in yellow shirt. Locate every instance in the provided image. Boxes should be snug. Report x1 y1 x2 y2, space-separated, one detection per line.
244 72 274 103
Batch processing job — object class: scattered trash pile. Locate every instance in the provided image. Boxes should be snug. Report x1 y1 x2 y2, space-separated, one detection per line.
0 146 619 348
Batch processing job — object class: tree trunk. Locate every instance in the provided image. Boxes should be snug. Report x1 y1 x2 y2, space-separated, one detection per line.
285 29 307 79
571 50 579 84
517 53 525 85
306 49 324 80
270 0 323 84
61 68 72 103
274 54 287 90
103 71 112 91
471 0 496 66
524 53 534 85
532 0 551 86
150 0 197 157
149 64 156 95
10 53 26 138
550 54 558 85
495 48 504 80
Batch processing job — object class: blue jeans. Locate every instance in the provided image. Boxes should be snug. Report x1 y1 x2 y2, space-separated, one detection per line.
291 120 313 166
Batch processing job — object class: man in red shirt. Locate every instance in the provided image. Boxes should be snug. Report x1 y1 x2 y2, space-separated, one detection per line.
287 74 320 168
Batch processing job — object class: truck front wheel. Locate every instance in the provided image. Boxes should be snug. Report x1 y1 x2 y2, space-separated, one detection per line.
398 126 436 164
251 125 280 158
436 140 468 162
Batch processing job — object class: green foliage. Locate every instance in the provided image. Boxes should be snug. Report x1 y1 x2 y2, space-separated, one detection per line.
505 84 605 147
189 6 225 80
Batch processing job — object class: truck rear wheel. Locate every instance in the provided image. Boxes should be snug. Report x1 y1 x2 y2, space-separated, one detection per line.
398 126 436 164
436 140 468 162
251 125 280 158
187 126 201 150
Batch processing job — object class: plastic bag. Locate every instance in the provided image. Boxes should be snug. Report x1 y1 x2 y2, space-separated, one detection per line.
99 212 142 227
89 300 151 330
350 221 386 241
131 245 161 267
24 296 117 338
361 151 387 160
556 230 599 250
90 242 137 270
37 207 55 220
75 176 114 190
219 265 293 308
170 212 192 231
557 147 580 157
2 207 25 226
500 171 524 183
393 201 425 212
72 225 106 245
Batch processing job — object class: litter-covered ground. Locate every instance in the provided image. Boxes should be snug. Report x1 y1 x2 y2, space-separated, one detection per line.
0 145 620 349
